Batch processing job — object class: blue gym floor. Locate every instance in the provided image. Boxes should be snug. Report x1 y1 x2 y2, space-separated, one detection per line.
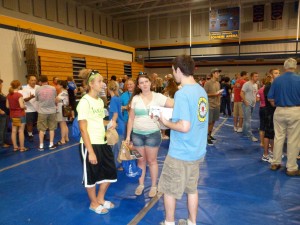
1 109 300 225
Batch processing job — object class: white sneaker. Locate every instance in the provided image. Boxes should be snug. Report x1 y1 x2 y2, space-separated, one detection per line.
234 127 237 132
237 128 243 133
262 155 272 163
251 136 258 142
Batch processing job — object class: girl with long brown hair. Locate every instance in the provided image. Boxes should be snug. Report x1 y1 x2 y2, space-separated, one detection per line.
126 74 174 197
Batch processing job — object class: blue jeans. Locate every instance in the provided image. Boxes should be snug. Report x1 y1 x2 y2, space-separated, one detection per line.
0 114 8 145
242 103 254 138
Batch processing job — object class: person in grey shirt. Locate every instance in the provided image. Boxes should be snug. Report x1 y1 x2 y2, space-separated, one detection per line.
240 72 259 142
35 75 57 150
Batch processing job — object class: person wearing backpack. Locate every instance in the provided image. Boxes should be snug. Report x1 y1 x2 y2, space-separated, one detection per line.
76 69 117 215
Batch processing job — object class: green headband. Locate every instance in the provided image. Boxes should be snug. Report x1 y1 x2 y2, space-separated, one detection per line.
88 71 101 83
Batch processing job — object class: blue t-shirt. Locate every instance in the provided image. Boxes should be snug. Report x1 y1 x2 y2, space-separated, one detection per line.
67 81 77 91
109 96 125 136
121 91 132 122
267 72 300 107
169 84 208 161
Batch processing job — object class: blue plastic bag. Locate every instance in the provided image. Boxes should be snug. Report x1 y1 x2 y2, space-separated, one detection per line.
122 160 142 178
71 116 81 142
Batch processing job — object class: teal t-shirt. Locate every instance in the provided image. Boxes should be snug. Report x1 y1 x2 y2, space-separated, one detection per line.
169 84 208 161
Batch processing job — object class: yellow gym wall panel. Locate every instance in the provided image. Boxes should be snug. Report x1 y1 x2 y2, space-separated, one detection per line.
40 61 73 68
40 66 73 73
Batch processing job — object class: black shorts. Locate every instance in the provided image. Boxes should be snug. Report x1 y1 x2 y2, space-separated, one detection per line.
264 108 275 139
259 107 266 131
26 112 38 124
80 143 117 187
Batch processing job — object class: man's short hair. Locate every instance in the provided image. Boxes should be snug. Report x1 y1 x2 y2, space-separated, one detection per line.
40 75 48 83
27 75 36 81
172 55 195 76
284 58 297 70
269 68 279 75
240 71 247 77
250 72 258 78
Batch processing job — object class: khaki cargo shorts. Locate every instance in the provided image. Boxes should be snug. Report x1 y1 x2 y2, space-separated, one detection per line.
158 155 202 199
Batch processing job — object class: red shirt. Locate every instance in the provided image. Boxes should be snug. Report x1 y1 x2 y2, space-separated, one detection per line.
7 92 25 118
233 79 246 102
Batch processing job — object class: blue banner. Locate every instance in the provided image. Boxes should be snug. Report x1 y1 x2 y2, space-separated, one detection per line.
209 7 240 40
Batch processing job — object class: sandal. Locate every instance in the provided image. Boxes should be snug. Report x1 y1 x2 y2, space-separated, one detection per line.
149 186 157 198
20 147 29 152
135 184 144 196
13 147 19 152
56 141 66 146
102 201 115 209
89 205 109 215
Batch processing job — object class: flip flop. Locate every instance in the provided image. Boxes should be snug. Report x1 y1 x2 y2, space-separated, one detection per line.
13 147 19 152
56 141 66 146
102 201 115 209
89 205 109 215
20 147 29 152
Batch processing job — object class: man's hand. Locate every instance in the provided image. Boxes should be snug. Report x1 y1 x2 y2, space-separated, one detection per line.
159 112 168 127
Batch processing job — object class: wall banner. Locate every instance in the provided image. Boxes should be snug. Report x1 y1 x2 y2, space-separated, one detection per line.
209 7 240 40
271 2 284 20
253 5 264 22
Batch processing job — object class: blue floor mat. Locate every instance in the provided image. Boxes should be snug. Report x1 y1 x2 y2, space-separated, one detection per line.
0 111 299 225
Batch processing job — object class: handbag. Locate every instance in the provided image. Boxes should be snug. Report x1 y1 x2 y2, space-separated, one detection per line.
105 129 119 145
122 160 142 178
62 105 72 118
117 141 132 162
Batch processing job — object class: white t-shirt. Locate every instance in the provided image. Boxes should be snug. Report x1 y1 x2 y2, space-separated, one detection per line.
131 92 167 135
21 84 40 113
56 90 69 113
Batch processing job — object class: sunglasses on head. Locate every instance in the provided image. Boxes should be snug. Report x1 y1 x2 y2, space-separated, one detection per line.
88 70 99 81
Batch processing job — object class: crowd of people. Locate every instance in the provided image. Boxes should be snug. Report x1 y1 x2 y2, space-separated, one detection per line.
1 56 299 225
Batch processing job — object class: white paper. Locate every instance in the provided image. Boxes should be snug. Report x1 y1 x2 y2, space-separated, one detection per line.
218 89 224 94
149 106 173 120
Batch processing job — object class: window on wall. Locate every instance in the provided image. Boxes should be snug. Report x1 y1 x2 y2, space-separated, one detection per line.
72 57 86 98
124 64 132 77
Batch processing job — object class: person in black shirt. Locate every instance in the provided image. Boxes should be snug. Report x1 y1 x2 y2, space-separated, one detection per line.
0 79 10 148
263 69 280 162
220 76 232 117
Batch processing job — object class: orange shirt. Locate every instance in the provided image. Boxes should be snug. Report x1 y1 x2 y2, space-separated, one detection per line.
233 79 246 102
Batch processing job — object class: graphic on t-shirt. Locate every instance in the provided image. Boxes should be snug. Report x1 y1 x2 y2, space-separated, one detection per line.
198 97 208 122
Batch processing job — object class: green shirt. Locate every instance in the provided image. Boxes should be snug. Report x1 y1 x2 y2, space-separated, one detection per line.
77 94 106 144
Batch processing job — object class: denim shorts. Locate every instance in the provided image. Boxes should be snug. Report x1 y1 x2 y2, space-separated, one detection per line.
131 131 161 147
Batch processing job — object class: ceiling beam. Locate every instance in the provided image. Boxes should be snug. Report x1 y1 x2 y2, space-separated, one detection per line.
93 0 158 10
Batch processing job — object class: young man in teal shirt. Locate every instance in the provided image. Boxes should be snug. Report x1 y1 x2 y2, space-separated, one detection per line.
158 55 208 225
